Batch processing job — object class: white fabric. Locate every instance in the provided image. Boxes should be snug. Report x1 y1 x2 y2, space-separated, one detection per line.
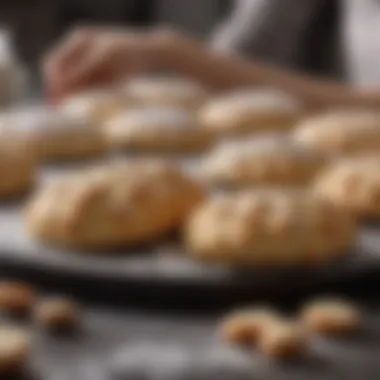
342 0 380 85
212 0 380 85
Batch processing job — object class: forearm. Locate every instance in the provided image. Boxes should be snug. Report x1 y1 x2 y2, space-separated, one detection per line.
167 37 379 110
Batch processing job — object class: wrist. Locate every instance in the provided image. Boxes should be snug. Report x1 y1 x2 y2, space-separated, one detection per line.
148 30 184 71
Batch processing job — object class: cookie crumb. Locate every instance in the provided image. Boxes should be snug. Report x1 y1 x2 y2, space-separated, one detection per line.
0 282 36 316
220 308 279 345
0 326 31 373
34 297 80 331
259 320 307 358
300 298 361 335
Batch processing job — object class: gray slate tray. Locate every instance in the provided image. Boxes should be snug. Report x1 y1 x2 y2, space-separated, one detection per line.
0 200 379 291
0 160 379 299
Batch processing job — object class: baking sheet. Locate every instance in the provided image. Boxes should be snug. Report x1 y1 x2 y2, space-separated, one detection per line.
0 159 379 295
0 199 379 287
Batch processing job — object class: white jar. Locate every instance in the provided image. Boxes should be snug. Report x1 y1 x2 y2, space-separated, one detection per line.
0 29 26 108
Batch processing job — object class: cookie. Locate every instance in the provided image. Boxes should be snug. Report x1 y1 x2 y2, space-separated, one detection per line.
313 157 380 219
259 321 307 358
0 326 31 373
26 159 205 249
300 298 361 334
202 134 326 188
199 88 302 136
124 76 207 109
0 134 36 197
293 109 380 156
0 282 36 315
104 106 214 153
60 89 131 125
185 189 356 266
0 107 105 161
34 297 79 331
220 308 280 345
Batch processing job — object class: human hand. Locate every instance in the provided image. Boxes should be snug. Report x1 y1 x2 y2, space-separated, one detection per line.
43 27 179 101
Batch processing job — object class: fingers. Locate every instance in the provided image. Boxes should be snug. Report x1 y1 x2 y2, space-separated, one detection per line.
43 27 170 101
61 42 110 94
44 28 94 96
52 36 132 97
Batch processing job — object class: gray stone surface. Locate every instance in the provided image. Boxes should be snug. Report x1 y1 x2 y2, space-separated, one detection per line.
13 302 380 380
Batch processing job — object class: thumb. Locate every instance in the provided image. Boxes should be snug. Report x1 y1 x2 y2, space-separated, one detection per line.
61 44 110 94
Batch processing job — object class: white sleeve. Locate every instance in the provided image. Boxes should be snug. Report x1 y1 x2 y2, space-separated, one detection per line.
210 0 273 54
341 0 380 85
210 0 325 65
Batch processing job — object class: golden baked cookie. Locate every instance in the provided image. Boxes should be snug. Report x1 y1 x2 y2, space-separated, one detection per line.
199 88 302 136
0 326 31 373
220 307 280 345
293 109 380 156
0 133 36 197
60 89 131 125
313 157 380 219
202 134 326 188
300 298 361 334
34 297 80 331
259 320 307 358
124 76 207 109
0 107 105 161
104 106 214 153
185 189 356 267
26 160 205 249
0 282 36 315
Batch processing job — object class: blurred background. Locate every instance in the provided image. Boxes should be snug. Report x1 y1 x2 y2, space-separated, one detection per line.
0 0 342 80
0 0 229 69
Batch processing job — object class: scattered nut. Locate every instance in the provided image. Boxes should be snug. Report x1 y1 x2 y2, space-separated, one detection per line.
0 326 31 373
300 298 361 335
34 297 80 331
220 308 280 345
0 282 36 315
259 320 307 359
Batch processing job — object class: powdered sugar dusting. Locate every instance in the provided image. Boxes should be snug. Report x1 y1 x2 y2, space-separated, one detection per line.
213 88 301 114
0 105 95 138
213 134 318 161
126 77 205 101
112 106 196 132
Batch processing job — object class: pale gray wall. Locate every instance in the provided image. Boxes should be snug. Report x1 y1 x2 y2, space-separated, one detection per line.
1 0 226 67
155 0 222 38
